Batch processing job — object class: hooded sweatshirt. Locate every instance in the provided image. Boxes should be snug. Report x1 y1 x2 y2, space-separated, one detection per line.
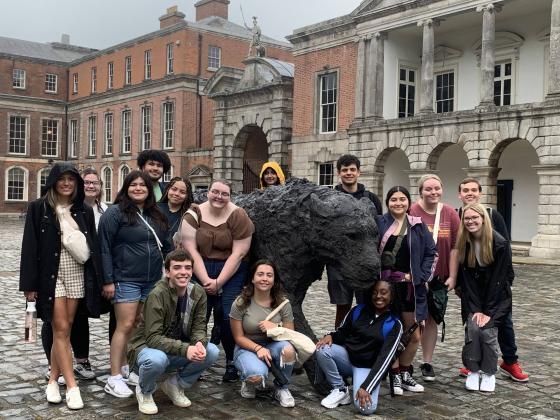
259 161 286 189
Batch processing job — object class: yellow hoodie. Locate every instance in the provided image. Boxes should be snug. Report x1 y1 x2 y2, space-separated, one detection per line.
259 161 286 189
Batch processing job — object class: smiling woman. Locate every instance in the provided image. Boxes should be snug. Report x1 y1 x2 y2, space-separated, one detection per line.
158 176 194 244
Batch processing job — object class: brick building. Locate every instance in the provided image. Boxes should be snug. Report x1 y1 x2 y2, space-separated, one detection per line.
0 0 291 213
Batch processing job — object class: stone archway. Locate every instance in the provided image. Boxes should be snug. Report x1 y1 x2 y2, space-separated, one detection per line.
235 124 269 193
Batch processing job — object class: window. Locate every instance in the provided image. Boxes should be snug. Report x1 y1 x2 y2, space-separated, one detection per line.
6 167 26 201
37 168 50 197
318 163 335 187
494 61 512 106
319 73 337 133
121 109 132 153
144 50 152 80
125 56 132 85
102 167 112 203
13 69 26 88
69 119 78 158
41 119 58 156
88 116 97 157
91 67 97 93
435 71 454 113
162 102 175 149
72 73 78 94
104 113 113 155
398 67 416 118
208 46 221 69
45 74 57 93
108 62 114 89
119 165 130 188
163 166 173 183
141 105 152 150
9 116 27 154
166 43 174 74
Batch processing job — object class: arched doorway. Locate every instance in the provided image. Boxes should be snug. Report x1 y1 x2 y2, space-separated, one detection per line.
236 124 268 193
435 144 469 209
378 148 410 212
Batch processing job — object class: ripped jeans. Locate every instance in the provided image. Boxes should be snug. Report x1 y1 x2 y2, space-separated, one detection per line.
233 340 294 389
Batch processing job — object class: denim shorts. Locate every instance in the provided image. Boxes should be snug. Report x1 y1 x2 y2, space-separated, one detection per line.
113 280 157 304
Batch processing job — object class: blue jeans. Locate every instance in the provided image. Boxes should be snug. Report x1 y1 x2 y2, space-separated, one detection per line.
316 344 379 415
136 343 219 394
198 259 248 361
233 341 294 389
498 310 518 365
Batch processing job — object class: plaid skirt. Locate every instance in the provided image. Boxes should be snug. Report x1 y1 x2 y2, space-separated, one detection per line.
55 247 85 299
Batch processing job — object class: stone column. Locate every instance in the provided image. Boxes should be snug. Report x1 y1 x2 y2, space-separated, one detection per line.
476 4 499 106
418 19 437 114
354 37 366 120
529 165 560 258
365 32 386 120
547 0 560 99
465 166 502 207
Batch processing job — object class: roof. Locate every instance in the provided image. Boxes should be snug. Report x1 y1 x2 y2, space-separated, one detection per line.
0 36 96 63
259 57 294 78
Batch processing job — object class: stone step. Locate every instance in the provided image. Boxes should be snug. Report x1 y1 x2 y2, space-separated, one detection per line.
511 242 531 257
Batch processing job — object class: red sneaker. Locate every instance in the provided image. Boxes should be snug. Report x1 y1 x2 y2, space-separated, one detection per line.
499 361 529 382
459 367 470 378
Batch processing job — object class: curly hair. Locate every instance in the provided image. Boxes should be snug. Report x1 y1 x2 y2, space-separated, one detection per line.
237 260 286 311
137 149 172 174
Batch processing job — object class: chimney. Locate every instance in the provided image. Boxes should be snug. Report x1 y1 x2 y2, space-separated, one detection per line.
159 5 186 29
61 34 70 45
195 0 230 21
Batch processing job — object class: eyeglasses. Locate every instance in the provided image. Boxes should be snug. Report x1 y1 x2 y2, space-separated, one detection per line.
464 215 481 223
209 189 230 198
84 181 100 186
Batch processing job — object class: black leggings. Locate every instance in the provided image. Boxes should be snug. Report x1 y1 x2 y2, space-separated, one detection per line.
41 312 90 364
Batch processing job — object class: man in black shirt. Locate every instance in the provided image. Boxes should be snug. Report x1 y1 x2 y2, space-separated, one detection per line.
456 178 528 382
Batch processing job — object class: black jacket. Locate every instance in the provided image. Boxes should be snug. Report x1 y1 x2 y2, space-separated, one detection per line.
459 231 513 328
331 305 402 393
19 162 104 322
335 183 382 215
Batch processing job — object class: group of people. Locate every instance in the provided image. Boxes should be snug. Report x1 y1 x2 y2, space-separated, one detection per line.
18 149 527 415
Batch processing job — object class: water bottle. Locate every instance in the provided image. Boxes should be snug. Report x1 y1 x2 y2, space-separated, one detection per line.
24 300 37 343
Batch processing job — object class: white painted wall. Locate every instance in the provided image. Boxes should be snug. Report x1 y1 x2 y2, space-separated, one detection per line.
498 140 539 242
436 145 470 210
381 149 411 212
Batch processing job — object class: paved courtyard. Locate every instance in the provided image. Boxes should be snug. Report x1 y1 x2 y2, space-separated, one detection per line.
0 217 559 419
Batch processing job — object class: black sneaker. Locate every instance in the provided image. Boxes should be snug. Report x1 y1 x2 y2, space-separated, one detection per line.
420 363 435 382
222 363 239 382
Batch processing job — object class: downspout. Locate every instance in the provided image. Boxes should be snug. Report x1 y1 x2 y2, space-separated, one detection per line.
197 33 203 148
64 67 69 160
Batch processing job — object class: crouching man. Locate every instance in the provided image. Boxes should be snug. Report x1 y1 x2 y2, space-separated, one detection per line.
128 249 219 415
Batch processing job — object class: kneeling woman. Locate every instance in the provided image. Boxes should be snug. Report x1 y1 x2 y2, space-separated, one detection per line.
315 280 402 415
230 260 296 408
457 203 513 393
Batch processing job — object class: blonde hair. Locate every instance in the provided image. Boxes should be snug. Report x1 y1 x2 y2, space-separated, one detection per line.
417 173 443 193
457 203 494 267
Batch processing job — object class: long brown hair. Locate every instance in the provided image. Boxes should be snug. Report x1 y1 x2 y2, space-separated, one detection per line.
237 260 286 311
457 203 494 267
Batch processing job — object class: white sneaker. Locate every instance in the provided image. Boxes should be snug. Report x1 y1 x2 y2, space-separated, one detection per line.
125 371 139 386
401 371 424 392
465 372 480 391
321 387 352 409
45 367 66 386
274 387 295 408
66 386 84 410
136 384 158 415
161 377 192 408
480 373 496 392
240 381 256 399
104 375 133 398
46 381 62 404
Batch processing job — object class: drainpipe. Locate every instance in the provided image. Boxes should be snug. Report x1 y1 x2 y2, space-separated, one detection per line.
64 67 69 161
197 33 203 148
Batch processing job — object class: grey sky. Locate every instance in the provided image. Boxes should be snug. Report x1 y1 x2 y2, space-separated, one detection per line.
0 1 359 49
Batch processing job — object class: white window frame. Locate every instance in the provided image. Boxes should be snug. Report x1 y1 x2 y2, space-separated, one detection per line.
397 64 418 118
434 66 457 113
494 60 514 106
166 43 174 75
37 167 51 198
318 71 338 134
91 67 97 93
125 56 132 85
45 73 58 93
8 115 28 155
208 46 221 70
87 115 97 157
104 113 113 155
141 105 152 150
163 166 174 183
318 162 335 187
69 119 78 158
102 166 113 203
5 166 28 201
12 69 26 89
41 119 59 157
119 164 130 188
72 72 78 94
162 101 175 149
144 50 152 80
108 61 114 89
121 109 132 154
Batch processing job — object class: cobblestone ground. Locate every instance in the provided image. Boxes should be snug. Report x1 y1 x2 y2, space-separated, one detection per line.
1 218 559 419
